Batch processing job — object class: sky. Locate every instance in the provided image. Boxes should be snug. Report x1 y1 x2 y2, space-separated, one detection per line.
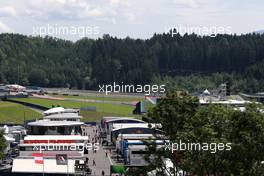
0 0 263 41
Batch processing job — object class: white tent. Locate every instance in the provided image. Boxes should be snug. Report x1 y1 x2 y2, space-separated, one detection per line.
203 89 210 95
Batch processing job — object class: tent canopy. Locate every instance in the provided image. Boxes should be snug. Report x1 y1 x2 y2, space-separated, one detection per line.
203 89 210 95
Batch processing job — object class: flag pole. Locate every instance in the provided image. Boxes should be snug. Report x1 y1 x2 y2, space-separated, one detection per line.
66 154 69 176
40 147 44 176
42 153 45 176
67 161 69 176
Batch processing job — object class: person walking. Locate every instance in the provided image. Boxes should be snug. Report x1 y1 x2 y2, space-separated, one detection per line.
105 150 108 157
102 170 105 176
92 159 96 166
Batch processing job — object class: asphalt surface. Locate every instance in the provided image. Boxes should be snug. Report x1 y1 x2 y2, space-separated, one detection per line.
84 126 111 176
64 97 134 106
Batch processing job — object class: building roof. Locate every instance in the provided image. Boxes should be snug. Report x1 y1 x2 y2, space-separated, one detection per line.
27 120 84 127
44 113 81 119
23 135 88 141
6 84 26 90
199 98 250 105
112 123 162 131
43 107 65 115
0 125 25 134
106 118 144 124
117 134 154 138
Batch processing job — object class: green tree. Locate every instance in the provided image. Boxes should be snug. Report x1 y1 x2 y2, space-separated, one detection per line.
0 130 6 159
134 91 264 176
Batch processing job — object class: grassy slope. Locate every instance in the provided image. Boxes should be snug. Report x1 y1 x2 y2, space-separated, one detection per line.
0 101 41 124
10 98 141 122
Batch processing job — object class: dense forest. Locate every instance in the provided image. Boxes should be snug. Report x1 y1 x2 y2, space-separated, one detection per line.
0 32 264 93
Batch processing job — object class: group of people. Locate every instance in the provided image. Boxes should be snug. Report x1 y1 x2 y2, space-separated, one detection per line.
86 125 105 176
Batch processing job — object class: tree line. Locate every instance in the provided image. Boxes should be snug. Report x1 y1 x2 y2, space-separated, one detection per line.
127 91 264 176
0 32 264 93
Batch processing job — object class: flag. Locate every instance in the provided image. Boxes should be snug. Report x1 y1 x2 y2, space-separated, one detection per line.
32 153 44 164
56 154 68 165
145 96 158 105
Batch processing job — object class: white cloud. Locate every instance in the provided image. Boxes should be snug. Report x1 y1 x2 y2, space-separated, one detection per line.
173 0 198 8
0 21 12 33
109 0 130 6
173 0 213 9
4 0 259 40
0 6 17 17
24 0 132 21
125 13 136 21
25 0 101 20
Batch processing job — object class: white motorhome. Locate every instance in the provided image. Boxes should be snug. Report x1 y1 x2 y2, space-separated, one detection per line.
116 134 155 153
12 108 89 175
126 144 164 166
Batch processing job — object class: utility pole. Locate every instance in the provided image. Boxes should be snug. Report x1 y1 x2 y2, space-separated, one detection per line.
17 66 20 85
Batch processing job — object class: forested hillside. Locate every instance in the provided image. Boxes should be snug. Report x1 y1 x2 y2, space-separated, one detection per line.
0 32 264 93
